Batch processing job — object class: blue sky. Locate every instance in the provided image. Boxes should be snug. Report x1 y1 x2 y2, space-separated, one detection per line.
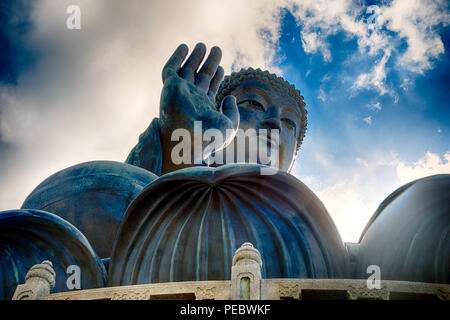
0 0 449 241
274 3 450 240
276 7 449 159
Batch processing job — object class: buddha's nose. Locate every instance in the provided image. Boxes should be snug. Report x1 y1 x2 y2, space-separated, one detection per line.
261 106 281 131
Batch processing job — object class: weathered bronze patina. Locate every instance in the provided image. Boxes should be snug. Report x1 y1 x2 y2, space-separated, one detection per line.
1 43 448 300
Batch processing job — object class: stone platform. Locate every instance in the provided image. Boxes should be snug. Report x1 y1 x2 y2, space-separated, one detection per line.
42 278 449 300
14 242 450 300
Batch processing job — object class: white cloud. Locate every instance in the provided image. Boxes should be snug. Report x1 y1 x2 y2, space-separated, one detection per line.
316 178 378 242
287 0 449 96
366 102 382 112
355 0 449 91
400 77 413 91
363 115 372 125
0 0 285 210
352 49 391 95
295 150 402 242
301 30 332 62
294 149 450 242
397 151 450 184
382 0 450 73
317 87 327 102
290 0 357 62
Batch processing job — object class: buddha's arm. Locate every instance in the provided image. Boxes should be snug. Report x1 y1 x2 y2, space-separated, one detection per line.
126 43 239 176
125 118 163 176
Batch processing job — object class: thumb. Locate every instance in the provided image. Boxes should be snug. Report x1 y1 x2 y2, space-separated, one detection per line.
220 95 239 131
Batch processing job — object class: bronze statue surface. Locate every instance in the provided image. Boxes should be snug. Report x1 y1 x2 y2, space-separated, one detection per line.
1 43 448 300
126 43 307 175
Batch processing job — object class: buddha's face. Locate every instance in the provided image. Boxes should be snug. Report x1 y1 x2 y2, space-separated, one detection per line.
223 79 302 172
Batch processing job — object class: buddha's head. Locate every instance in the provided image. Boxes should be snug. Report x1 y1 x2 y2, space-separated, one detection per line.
216 68 307 172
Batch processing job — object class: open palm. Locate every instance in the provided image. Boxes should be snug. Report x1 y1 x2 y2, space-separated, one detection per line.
159 43 239 173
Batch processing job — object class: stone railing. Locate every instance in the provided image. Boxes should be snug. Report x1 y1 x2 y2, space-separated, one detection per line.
13 243 450 300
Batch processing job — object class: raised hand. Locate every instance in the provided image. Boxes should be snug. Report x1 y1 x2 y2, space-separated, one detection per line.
159 43 239 173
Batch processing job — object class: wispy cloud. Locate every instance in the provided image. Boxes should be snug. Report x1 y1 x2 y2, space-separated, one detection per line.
397 151 450 184
0 0 285 210
301 29 332 62
366 102 382 112
288 0 449 96
382 0 449 73
363 115 372 125
318 87 327 102
352 49 391 95
294 149 450 242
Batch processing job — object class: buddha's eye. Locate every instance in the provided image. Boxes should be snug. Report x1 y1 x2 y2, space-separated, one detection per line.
237 99 265 112
281 118 296 132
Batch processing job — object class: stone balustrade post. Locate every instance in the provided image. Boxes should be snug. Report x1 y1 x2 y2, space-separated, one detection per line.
12 260 56 300
231 242 262 300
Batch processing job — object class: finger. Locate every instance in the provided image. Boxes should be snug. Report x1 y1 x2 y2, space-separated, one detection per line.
196 46 222 91
207 65 224 101
221 95 240 131
162 44 189 83
179 42 207 83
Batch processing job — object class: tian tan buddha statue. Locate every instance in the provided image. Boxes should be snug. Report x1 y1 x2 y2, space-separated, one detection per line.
0 43 448 299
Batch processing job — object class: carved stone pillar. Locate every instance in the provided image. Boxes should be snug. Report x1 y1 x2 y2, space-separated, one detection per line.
12 260 56 300
231 242 262 300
